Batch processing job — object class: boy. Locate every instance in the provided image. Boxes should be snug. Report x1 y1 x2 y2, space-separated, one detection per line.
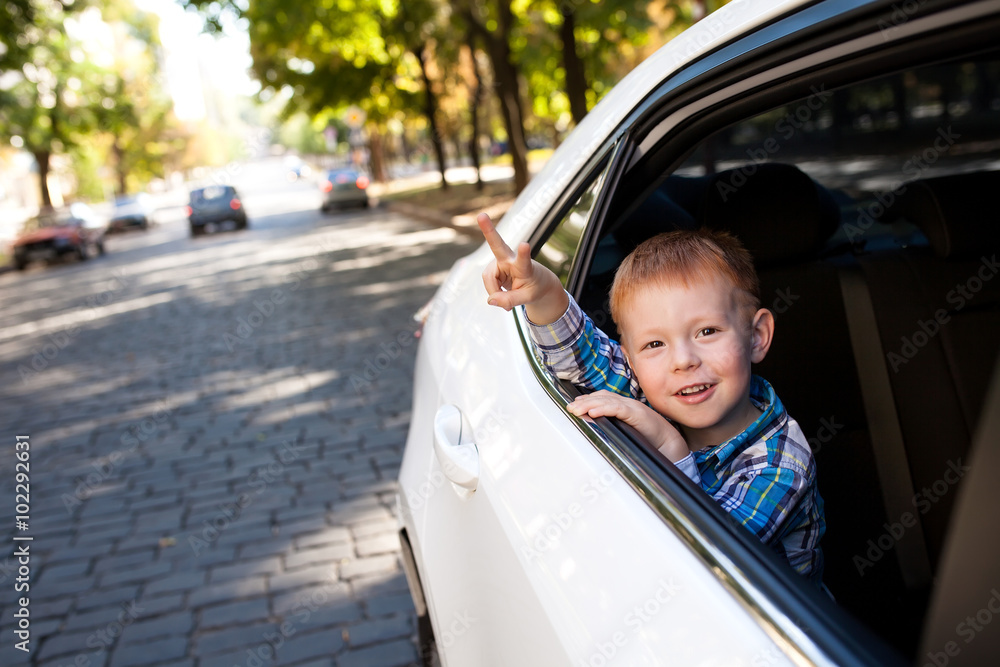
478 213 825 583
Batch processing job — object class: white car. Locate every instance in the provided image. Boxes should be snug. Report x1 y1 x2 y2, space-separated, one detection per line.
398 0 1000 665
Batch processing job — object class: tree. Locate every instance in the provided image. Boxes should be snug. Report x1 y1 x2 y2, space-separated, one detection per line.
0 3 98 208
455 0 531 193
385 0 452 188
184 0 450 184
96 3 179 195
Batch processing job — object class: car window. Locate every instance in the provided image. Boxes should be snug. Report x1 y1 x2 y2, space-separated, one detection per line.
198 186 229 200
533 158 613 287
586 47 1000 660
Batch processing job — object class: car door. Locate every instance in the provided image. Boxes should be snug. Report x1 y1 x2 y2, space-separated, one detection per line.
398 139 814 666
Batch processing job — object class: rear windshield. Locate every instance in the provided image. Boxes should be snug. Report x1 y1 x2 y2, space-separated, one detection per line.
192 186 233 202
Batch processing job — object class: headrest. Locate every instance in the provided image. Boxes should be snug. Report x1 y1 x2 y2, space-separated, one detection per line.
889 171 1000 259
699 163 839 266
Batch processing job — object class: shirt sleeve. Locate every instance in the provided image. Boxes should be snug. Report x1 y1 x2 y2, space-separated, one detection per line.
674 453 701 484
718 465 809 545
524 294 639 398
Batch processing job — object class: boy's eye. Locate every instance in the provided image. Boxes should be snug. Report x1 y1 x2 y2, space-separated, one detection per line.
644 341 664 349
697 327 718 337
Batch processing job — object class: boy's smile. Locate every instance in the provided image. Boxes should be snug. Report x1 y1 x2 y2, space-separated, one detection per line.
617 275 773 451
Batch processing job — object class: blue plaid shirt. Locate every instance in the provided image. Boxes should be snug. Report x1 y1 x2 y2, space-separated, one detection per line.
527 295 826 581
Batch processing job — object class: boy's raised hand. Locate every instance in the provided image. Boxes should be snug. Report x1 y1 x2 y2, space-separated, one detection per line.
568 391 690 463
478 213 568 324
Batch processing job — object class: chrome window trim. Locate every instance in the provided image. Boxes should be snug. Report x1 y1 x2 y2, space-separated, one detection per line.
512 306 833 667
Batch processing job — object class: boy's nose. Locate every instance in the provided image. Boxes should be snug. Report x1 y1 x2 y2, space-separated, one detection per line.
669 342 699 372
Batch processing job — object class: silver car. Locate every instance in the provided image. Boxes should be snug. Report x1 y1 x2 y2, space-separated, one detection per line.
319 169 370 212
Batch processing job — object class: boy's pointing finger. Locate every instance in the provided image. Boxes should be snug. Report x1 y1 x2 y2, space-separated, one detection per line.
478 213 514 260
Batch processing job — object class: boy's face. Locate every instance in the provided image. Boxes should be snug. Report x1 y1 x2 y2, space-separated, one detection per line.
618 274 773 450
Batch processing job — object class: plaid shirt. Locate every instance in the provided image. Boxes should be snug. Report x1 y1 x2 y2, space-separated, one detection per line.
527 296 826 581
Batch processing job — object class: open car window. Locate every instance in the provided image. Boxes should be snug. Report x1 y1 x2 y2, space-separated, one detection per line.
575 40 1000 664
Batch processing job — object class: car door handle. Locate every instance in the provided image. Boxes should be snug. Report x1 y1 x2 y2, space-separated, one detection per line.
433 404 479 491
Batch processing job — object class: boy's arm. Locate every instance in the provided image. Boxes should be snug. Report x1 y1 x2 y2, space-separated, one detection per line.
526 294 638 398
478 213 638 398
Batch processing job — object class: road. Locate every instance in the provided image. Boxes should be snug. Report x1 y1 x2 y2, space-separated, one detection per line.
0 157 478 666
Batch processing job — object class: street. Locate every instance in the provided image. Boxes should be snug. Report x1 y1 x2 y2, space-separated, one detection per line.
0 157 477 666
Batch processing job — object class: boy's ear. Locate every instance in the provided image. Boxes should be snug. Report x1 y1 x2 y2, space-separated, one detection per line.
749 308 775 363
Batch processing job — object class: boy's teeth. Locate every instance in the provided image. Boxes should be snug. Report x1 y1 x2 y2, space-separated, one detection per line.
679 384 710 395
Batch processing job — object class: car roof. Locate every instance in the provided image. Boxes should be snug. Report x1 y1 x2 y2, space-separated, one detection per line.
497 0 812 242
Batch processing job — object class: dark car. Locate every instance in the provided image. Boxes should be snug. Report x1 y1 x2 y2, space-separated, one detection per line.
319 169 369 212
187 185 248 237
11 203 107 271
108 194 153 232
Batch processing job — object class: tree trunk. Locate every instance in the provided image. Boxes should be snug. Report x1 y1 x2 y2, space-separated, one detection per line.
467 34 484 191
415 42 449 190
368 127 387 183
114 140 127 196
560 8 588 125
466 2 529 193
33 150 53 210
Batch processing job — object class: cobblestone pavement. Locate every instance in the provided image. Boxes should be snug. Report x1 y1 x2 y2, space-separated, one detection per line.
0 165 477 666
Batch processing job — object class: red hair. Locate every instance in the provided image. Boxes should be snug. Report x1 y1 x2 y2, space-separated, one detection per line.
609 229 761 327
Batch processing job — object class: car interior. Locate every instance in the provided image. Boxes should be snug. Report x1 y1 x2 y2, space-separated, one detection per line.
552 47 1000 659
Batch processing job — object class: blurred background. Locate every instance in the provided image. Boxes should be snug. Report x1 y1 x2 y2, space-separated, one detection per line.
0 0 731 265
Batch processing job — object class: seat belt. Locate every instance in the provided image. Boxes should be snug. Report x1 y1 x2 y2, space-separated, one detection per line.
918 355 1000 661
837 263 932 589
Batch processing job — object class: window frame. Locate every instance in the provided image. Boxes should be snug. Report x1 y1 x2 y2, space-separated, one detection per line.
513 0 1000 664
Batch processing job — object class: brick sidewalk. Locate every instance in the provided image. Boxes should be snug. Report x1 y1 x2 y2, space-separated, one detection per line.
0 210 477 666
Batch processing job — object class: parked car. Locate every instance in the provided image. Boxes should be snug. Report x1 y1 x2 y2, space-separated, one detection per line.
319 169 369 212
398 1 1000 666
187 185 247 237
11 203 107 271
108 193 153 232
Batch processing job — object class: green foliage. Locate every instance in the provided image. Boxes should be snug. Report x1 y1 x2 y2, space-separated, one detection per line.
0 0 182 202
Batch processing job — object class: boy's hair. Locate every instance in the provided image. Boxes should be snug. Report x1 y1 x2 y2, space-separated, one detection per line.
609 229 761 327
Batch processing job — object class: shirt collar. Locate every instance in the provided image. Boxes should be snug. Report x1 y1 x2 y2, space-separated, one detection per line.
695 375 785 468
